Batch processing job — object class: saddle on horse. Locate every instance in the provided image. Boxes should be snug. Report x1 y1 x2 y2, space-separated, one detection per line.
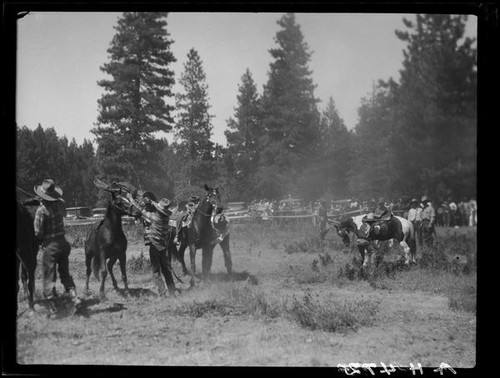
361 210 393 237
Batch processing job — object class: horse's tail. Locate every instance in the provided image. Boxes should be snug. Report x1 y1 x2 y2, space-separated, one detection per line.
91 253 105 282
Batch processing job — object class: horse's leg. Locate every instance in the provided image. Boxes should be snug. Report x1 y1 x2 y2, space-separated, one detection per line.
16 257 20 298
118 253 129 292
201 247 213 279
84 252 92 296
27 263 36 310
98 254 108 299
107 255 119 290
189 244 197 287
21 265 30 302
220 235 232 275
176 243 189 275
400 240 411 265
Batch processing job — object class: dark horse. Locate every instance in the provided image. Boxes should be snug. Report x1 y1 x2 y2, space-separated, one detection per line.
177 184 233 285
84 183 137 298
334 214 417 267
16 200 39 309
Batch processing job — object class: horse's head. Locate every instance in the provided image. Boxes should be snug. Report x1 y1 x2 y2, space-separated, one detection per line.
333 218 354 247
203 184 222 212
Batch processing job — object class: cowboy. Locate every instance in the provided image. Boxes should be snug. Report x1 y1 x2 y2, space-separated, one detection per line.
138 191 157 246
420 196 436 248
33 179 80 308
373 197 392 220
126 192 176 297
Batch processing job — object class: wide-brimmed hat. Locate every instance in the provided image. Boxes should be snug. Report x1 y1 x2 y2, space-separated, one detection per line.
153 198 172 216
189 195 200 203
34 179 63 201
421 195 429 203
410 198 418 203
140 190 157 202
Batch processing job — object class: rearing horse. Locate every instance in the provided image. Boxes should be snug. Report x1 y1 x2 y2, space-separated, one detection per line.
84 183 137 298
181 184 233 285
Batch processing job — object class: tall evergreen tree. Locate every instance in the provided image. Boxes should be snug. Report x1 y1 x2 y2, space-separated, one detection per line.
174 48 215 189
393 14 476 199
350 84 398 199
92 12 176 192
258 13 321 199
318 97 353 199
225 69 262 201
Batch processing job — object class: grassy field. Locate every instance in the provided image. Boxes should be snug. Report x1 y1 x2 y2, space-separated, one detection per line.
16 220 476 367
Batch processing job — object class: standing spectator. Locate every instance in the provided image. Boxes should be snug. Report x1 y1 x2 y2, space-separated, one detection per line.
407 199 421 245
469 198 477 227
415 198 425 246
449 199 458 227
420 196 436 248
33 179 80 309
457 199 467 227
441 201 450 227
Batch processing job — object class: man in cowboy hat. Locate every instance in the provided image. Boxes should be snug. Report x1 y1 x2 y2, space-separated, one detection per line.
420 196 436 248
33 179 80 308
126 192 176 297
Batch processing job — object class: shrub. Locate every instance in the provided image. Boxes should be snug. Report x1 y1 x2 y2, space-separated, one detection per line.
286 290 380 333
221 283 282 318
127 252 150 274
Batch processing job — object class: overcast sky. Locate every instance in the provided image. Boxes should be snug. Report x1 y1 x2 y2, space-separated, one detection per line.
16 12 477 146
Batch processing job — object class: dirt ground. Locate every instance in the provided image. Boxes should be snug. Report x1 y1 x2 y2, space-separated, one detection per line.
16 223 476 368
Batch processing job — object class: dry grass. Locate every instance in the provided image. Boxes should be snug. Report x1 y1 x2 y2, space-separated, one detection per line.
16 221 477 366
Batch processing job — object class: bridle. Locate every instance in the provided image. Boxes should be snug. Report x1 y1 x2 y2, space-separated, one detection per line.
195 190 221 217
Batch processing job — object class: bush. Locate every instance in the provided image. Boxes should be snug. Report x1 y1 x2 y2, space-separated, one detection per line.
221 283 282 318
286 290 380 333
127 252 150 274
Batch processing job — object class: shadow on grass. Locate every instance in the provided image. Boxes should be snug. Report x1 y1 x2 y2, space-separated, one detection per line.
74 299 126 317
207 270 259 285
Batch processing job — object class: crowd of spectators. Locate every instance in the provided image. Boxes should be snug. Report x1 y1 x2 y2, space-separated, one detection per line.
244 195 477 228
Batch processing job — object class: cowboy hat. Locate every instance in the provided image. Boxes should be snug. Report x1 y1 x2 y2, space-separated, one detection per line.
410 198 418 203
153 198 172 216
421 195 429 202
34 179 63 201
189 195 200 203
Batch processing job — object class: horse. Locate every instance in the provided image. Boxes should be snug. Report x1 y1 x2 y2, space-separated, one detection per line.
334 214 416 267
178 184 233 286
16 200 39 310
84 183 138 298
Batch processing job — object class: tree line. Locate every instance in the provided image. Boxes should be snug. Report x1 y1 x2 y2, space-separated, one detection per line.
16 13 476 207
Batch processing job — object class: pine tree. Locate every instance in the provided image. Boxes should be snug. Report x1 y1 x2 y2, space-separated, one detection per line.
393 14 477 199
225 69 262 200
258 13 321 199
318 97 352 199
92 12 176 189
174 48 215 189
